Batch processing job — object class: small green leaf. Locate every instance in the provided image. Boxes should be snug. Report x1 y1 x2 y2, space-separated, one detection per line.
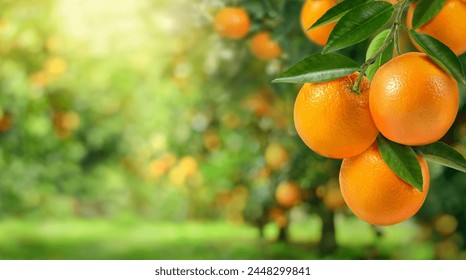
323 2 394 53
309 0 371 30
272 53 359 84
412 0 446 29
409 29 466 86
365 29 394 81
413 142 466 173
377 135 424 191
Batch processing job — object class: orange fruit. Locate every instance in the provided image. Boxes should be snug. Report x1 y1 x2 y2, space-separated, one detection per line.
323 179 346 211
434 214 458 236
242 89 273 117
265 143 289 170
0 114 12 132
385 0 398 4
203 130 221 151
150 153 176 178
53 111 81 138
250 32 282 60
268 207 288 228
300 0 337 46
407 0 466 56
178 156 198 177
275 181 301 208
294 73 378 159
213 7 250 40
370 52 459 146
339 144 430 226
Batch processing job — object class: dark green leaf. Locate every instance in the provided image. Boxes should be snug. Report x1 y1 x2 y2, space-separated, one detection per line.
377 135 423 191
412 0 446 29
309 0 371 30
323 2 394 53
365 29 394 81
272 53 359 84
413 142 466 173
409 29 466 86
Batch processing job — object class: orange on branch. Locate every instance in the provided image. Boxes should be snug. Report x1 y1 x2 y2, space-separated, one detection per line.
0 114 12 132
294 73 378 159
213 7 250 40
265 143 289 170
275 181 301 208
250 32 282 61
323 179 346 211
434 214 458 237
370 52 459 146
339 144 430 226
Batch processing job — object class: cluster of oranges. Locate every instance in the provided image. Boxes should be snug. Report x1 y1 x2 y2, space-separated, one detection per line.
212 1 465 226
213 7 282 60
294 0 464 226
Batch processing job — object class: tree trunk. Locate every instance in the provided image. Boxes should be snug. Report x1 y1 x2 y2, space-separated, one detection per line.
257 221 266 239
318 206 337 256
277 225 288 242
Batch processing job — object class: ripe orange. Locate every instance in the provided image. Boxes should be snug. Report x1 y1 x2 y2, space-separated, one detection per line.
203 129 221 151
242 88 273 117
294 73 378 159
300 0 337 46
385 0 398 4
434 214 458 236
265 143 289 170
250 32 282 60
339 144 430 226
370 52 459 146
268 207 288 228
213 7 250 39
0 114 12 132
53 111 81 138
275 181 301 208
323 179 346 211
168 156 199 185
150 153 177 179
407 0 466 56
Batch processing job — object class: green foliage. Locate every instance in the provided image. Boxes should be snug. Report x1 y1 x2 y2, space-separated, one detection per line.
309 0 371 30
377 135 423 191
409 29 466 86
323 2 394 53
413 142 466 173
365 29 394 81
272 53 359 83
411 0 446 29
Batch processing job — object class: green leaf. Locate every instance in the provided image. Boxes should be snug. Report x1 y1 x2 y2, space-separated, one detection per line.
272 53 359 84
412 0 446 29
377 135 424 192
309 0 371 30
409 29 466 86
323 2 394 53
365 29 394 81
413 142 466 173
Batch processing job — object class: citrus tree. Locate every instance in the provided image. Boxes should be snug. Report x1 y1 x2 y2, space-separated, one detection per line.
208 0 466 255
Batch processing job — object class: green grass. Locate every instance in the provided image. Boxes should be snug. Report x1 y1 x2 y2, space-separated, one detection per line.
0 215 436 259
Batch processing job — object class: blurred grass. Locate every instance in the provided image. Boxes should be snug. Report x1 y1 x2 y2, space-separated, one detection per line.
0 215 436 260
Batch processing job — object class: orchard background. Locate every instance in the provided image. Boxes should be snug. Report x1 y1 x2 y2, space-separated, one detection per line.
0 0 465 259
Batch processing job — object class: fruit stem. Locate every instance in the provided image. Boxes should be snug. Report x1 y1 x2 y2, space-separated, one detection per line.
350 0 409 94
